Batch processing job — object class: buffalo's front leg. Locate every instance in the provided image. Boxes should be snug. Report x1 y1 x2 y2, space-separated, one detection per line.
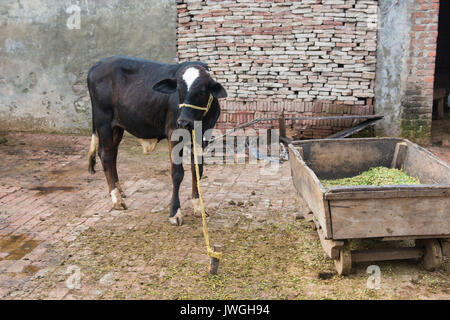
191 150 209 217
168 139 184 226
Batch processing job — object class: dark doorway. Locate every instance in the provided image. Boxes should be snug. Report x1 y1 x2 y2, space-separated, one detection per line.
432 1 450 145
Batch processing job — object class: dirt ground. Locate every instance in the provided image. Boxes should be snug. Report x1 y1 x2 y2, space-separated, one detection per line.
0 132 449 300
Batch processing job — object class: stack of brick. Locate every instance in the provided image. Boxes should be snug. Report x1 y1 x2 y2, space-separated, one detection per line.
177 0 378 138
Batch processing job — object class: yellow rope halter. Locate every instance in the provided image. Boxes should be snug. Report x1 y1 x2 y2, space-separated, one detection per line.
179 94 214 116
192 129 222 261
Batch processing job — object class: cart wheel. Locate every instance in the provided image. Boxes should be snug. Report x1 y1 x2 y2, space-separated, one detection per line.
417 239 443 271
334 248 352 275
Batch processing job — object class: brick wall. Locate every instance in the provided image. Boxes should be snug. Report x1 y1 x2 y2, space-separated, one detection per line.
401 0 439 143
177 0 378 138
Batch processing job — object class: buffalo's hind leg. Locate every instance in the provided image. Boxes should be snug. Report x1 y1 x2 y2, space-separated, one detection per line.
98 125 127 210
112 127 126 198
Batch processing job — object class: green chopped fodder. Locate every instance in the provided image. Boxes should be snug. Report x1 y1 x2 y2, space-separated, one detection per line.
320 166 420 188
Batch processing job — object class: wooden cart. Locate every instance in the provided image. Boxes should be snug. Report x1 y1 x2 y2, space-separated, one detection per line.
288 138 450 275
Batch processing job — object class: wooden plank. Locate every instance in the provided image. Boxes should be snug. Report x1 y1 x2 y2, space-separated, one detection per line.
391 142 408 169
325 185 450 200
317 227 344 259
291 138 400 180
327 117 382 139
330 196 450 239
209 115 383 143
297 146 304 159
288 144 332 238
381 235 450 241
279 136 292 145
310 213 344 259
286 115 384 121
292 137 398 146
351 248 424 263
403 140 450 185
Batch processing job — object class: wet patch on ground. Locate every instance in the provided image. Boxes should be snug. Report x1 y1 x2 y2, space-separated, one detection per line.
29 186 75 195
0 234 41 261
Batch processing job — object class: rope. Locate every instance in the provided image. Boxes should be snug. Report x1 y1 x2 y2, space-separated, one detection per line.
179 94 214 116
192 129 222 261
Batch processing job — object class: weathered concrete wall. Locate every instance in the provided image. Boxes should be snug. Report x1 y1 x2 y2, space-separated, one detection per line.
0 0 177 134
375 0 439 143
374 0 412 137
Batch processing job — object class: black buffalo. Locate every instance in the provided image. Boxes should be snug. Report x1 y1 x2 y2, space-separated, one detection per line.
87 56 227 225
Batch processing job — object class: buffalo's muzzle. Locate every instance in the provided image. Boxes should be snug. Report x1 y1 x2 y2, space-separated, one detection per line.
177 119 193 129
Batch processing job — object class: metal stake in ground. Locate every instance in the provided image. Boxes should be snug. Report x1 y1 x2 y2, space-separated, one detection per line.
191 129 223 275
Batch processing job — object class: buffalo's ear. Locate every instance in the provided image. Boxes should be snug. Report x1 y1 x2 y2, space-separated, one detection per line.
153 78 177 94
210 81 227 99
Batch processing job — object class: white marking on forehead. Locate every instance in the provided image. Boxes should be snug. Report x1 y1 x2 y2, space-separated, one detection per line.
182 67 200 91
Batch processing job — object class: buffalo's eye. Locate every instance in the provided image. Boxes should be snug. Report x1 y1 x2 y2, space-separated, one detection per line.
198 90 206 97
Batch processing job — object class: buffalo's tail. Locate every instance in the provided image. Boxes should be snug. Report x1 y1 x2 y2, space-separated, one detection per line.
87 129 98 175
87 71 98 175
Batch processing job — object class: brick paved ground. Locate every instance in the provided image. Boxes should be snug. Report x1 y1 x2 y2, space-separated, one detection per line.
0 132 301 299
0 132 448 300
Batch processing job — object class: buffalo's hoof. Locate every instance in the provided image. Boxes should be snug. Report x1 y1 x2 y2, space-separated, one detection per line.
195 209 209 217
111 188 127 210
112 201 127 210
169 209 183 226
192 198 201 217
192 198 209 217
115 183 127 198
